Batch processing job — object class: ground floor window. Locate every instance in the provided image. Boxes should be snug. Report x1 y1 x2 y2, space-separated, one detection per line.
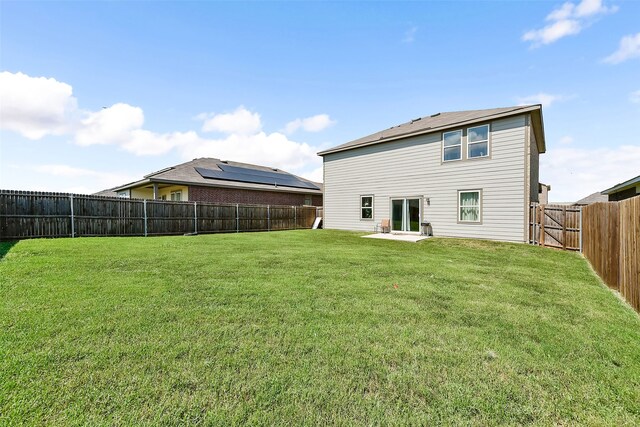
458 190 481 223
361 195 373 219
170 191 182 201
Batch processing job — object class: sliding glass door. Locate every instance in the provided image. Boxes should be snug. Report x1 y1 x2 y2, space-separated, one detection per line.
391 198 421 232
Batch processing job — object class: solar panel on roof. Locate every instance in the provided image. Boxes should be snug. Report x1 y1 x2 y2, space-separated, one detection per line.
194 165 320 190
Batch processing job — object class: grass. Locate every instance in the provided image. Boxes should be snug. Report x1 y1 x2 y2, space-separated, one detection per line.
1 230 639 425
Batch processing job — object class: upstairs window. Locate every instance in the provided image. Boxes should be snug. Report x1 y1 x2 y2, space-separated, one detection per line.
443 130 462 161
468 125 489 158
360 195 373 220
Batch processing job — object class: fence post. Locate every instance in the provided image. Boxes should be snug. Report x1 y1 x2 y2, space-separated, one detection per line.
69 194 75 238
579 206 583 253
236 203 239 233
194 202 198 234
294 205 297 230
539 205 545 247
267 205 270 231
143 199 148 237
562 205 567 250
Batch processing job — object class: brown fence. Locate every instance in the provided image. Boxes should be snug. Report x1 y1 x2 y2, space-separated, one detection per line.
582 197 639 312
529 198 639 312
529 204 581 250
0 190 320 241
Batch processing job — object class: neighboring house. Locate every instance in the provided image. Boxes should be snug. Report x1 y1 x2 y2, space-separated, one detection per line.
102 158 322 206
602 174 640 201
573 191 607 206
318 105 546 242
539 183 551 205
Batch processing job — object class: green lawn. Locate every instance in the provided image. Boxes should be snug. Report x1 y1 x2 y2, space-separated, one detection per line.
1 230 639 425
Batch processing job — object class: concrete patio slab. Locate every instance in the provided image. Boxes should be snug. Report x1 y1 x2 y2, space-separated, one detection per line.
362 233 430 243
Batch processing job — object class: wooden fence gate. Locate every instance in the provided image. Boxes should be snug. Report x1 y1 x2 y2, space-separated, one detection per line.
529 203 581 251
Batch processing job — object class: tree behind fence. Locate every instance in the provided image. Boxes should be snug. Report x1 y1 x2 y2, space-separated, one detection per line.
0 190 319 240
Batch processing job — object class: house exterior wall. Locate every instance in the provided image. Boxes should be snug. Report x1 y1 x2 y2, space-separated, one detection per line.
188 185 322 206
322 114 531 242
130 185 189 201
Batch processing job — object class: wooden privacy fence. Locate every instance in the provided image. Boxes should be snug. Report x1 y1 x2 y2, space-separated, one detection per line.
530 198 639 313
529 204 581 251
0 190 320 240
582 197 639 312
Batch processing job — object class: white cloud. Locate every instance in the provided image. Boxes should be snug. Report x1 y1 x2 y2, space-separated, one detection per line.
523 20 582 45
0 71 78 139
0 71 324 181
199 106 262 135
181 131 319 174
523 0 617 46
541 145 640 202
402 26 418 44
630 90 640 104
284 114 336 135
603 33 640 64
516 93 569 107
75 103 144 146
559 135 574 144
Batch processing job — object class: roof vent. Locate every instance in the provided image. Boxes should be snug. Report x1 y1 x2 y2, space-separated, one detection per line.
430 112 441 117
220 160 228 164
410 117 422 124
272 168 278 171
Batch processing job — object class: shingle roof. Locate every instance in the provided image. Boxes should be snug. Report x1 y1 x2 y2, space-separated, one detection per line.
113 158 322 194
574 191 608 205
318 105 544 156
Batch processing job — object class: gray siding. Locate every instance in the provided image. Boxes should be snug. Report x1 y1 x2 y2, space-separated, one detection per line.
323 115 529 242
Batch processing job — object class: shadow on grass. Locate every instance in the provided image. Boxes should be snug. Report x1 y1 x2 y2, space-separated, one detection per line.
0 241 17 261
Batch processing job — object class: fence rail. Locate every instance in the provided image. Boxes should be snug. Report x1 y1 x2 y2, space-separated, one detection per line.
0 190 320 240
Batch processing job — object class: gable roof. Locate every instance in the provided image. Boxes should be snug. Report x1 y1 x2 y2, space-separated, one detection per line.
318 105 545 156
574 191 607 205
113 158 322 194
602 174 640 195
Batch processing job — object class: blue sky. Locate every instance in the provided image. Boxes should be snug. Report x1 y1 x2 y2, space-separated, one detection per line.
1 0 639 201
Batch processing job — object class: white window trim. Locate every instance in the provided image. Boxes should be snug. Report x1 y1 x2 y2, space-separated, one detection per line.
170 190 182 201
442 129 463 162
467 124 490 159
360 195 374 220
458 190 482 224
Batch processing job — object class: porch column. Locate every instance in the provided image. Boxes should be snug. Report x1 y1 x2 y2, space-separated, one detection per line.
153 182 159 199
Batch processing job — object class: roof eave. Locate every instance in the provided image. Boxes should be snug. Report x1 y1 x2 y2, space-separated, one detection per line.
115 177 322 194
602 175 640 194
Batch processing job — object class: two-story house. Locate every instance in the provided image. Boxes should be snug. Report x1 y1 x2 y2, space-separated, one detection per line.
318 105 545 243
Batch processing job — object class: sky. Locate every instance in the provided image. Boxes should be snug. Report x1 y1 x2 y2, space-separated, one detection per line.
0 0 639 202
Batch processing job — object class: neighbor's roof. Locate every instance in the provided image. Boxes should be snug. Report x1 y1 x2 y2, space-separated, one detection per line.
318 105 545 156
574 191 608 205
602 174 640 195
113 158 322 194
